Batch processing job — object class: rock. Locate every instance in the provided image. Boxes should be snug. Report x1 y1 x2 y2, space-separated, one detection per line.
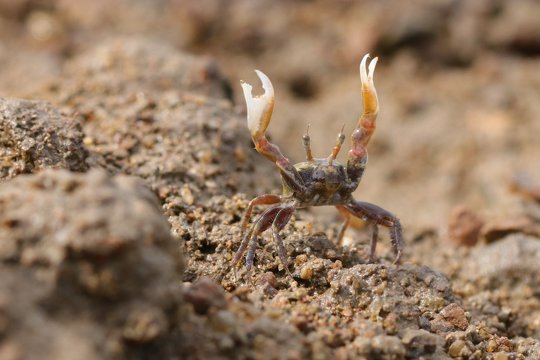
401 329 443 358
371 335 407 359
447 339 470 358
322 264 456 331
487 0 540 56
440 303 469 330
481 217 539 244
0 97 88 180
448 206 484 247
0 169 175 273
461 234 540 287
515 337 540 359
184 277 227 315
0 169 183 359
122 305 168 343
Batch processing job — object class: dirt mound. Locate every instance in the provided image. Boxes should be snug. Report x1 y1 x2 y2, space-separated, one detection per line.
0 169 182 359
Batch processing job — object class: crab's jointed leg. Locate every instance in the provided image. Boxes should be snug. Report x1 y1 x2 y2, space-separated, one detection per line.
368 222 380 263
335 205 351 246
233 203 295 280
233 205 283 278
241 71 307 195
271 206 296 277
346 54 379 191
343 199 403 264
240 194 282 235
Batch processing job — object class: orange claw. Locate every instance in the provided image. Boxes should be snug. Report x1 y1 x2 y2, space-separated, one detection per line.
358 53 379 146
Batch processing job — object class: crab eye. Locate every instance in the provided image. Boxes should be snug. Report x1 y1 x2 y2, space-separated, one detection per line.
312 168 325 182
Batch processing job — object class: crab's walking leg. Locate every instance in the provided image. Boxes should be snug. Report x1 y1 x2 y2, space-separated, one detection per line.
329 125 346 163
335 205 351 246
272 206 296 277
232 205 283 279
241 71 307 195
368 222 379 263
241 194 282 234
346 54 379 190
302 125 314 161
344 200 403 264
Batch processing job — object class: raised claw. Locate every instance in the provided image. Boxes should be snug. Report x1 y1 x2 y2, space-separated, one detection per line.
240 69 307 194
359 54 379 124
240 70 275 142
346 54 380 191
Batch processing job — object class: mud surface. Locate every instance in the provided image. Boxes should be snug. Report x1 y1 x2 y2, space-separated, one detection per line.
1 1 540 359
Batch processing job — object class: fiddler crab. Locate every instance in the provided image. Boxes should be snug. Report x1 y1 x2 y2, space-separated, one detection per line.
234 54 403 278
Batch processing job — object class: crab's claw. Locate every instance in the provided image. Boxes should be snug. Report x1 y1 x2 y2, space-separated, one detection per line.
239 70 306 192
240 70 275 143
346 54 380 189
359 54 379 131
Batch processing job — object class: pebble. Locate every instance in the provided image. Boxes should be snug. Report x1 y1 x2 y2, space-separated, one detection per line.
448 339 470 358
183 277 227 314
300 266 314 280
448 206 484 247
493 353 508 360
180 185 195 205
440 303 469 330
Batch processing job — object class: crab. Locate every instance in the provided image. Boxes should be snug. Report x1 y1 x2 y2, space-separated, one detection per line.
234 54 403 278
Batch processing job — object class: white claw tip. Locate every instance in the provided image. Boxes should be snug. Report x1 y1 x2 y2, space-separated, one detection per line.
360 54 378 88
240 70 274 136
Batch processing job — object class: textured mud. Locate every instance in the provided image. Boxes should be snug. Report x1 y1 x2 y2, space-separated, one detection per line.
0 97 88 179
1 1 540 360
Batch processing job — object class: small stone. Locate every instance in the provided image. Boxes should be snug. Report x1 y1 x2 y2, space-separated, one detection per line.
180 185 195 205
0 341 21 360
259 271 278 289
481 217 534 244
259 272 279 297
402 329 439 356
382 312 398 334
122 306 168 343
440 303 469 330
300 266 314 280
497 337 513 352
493 353 508 360
448 339 467 357
487 339 498 352
371 335 406 358
183 277 227 314
294 254 308 265
448 206 484 247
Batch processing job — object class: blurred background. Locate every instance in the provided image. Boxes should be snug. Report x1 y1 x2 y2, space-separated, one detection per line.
1 0 540 229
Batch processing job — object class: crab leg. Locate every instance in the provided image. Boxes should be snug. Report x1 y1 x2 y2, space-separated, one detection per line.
241 71 307 194
346 54 379 190
368 222 379 263
343 199 403 264
232 205 283 277
271 206 295 277
240 194 282 235
335 205 351 246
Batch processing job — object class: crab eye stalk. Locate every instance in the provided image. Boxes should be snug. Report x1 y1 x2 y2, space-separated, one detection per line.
240 70 275 141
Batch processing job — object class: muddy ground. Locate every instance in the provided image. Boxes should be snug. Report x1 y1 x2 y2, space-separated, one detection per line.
1 1 540 359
